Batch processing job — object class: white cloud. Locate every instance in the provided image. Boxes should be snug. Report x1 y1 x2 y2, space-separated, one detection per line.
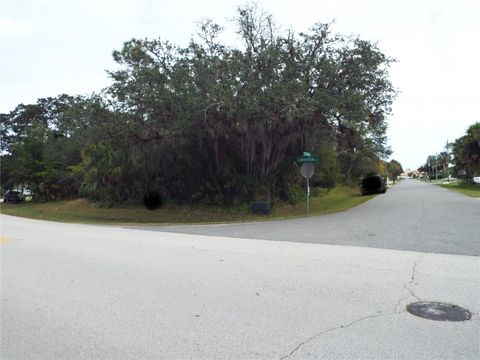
0 16 31 38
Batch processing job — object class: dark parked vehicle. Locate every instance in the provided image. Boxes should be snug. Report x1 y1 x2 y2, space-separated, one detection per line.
361 175 387 195
3 190 25 203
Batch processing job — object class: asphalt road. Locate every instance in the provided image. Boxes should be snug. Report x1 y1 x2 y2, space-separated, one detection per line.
1 181 479 359
135 180 480 256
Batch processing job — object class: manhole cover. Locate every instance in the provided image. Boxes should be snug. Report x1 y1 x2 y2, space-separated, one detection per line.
407 302 472 321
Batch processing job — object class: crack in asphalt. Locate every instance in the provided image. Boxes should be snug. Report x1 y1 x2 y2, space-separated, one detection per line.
410 260 419 282
279 312 389 360
403 283 421 302
281 255 431 359
404 255 424 300
394 294 411 314
394 254 426 313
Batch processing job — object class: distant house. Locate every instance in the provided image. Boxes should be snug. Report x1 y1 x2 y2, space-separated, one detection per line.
400 168 421 178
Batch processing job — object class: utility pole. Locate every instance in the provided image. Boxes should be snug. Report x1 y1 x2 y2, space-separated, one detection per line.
446 139 450 181
435 152 438 181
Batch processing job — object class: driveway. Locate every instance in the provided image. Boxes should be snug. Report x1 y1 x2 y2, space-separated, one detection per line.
133 180 480 256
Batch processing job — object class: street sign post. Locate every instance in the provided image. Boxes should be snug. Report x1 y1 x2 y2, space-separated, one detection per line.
300 163 315 214
297 151 320 214
296 151 319 214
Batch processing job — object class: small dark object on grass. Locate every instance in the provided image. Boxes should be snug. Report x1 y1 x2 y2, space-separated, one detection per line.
251 202 271 215
361 175 387 195
143 191 162 210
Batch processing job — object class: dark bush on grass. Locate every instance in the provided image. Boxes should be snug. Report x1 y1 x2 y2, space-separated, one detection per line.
143 191 162 210
361 175 386 195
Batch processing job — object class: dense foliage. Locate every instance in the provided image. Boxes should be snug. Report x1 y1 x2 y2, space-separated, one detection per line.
1 6 396 204
385 159 403 182
451 123 480 181
418 123 479 181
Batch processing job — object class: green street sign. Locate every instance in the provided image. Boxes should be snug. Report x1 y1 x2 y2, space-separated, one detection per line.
296 151 319 164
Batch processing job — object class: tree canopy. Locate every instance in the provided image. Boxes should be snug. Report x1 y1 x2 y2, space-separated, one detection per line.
451 123 480 181
1 5 397 205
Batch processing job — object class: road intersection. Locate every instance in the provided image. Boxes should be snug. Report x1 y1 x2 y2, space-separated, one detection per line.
1 180 479 359
135 180 480 256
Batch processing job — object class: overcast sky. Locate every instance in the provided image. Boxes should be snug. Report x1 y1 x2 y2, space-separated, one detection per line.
1 0 479 169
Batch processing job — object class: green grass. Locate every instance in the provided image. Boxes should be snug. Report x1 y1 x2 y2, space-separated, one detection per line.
0 186 375 225
436 182 480 198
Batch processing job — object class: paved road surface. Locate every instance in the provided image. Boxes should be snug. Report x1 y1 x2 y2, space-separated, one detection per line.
135 180 480 256
1 212 479 359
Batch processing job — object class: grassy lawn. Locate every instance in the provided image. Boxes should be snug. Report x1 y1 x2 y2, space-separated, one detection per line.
437 182 480 198
0 186 375 225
